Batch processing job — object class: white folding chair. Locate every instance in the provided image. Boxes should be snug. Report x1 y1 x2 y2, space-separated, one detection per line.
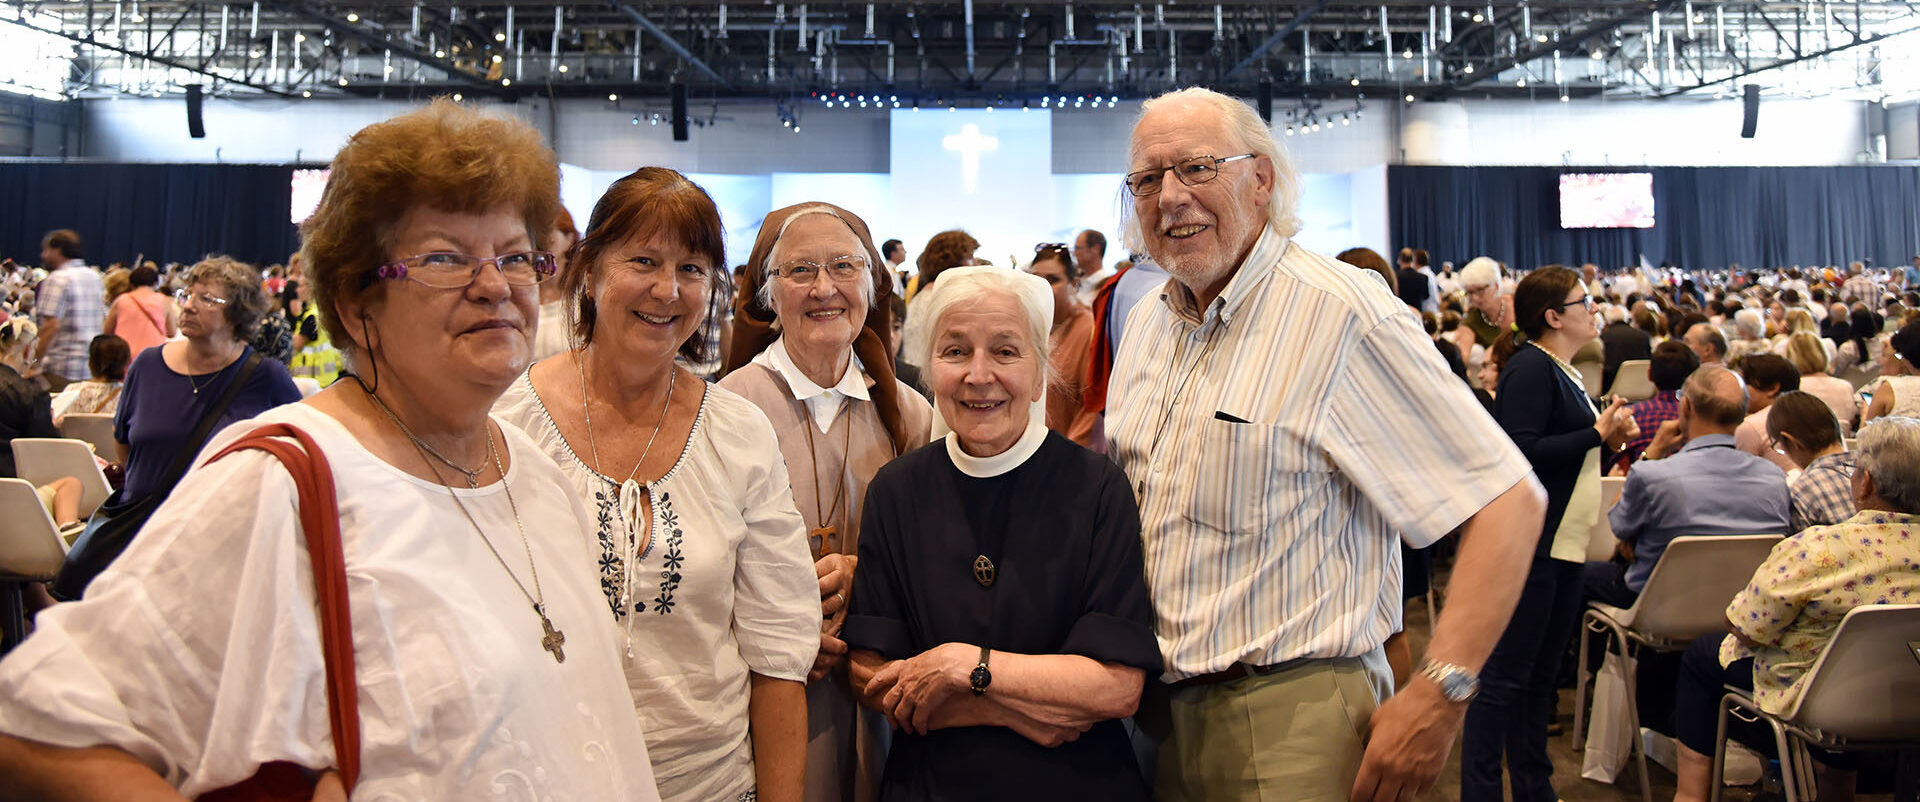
1710 605 1920 802
1607 359 1656 402
0 478 69 653
58 413 120 460
1578 360 1605 397
11 438 113 519
1585 476 1629 563
1573 534 1785 801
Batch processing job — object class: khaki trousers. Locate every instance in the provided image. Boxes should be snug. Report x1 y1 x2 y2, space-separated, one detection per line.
1155 657 1379 802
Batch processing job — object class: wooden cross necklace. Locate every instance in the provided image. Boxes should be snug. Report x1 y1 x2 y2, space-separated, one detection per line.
799 400 855 560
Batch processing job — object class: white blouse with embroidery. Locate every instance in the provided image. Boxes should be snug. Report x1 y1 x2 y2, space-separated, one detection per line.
494 370 818 802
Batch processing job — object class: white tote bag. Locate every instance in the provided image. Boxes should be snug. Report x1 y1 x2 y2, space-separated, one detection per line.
1581 650 1638 783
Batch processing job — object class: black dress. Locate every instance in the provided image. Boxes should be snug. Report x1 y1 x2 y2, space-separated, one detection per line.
843 432 1162 802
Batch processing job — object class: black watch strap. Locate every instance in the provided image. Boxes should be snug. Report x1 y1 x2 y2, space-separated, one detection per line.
969 646 992 696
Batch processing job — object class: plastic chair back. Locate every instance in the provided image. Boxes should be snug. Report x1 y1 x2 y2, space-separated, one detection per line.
1784 604 1920 740
1607 360 1655 402
1578 360 1604 397
1586 476 1629 562
10 438 113 519
1624 534 1783 639
0 478 67 579
58 413 120 460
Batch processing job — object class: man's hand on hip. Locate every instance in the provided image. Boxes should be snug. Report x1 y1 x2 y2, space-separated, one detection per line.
1349 676 1464 802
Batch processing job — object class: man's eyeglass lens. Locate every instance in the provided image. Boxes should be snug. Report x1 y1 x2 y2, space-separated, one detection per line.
1124 154 1254 197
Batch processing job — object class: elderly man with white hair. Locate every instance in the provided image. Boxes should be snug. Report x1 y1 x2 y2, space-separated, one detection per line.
1106 86 1547 802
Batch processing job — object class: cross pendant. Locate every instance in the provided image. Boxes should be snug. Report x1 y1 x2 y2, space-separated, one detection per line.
536 605 566 664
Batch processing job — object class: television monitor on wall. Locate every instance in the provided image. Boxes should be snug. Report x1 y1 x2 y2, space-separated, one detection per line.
1559 172 1655 229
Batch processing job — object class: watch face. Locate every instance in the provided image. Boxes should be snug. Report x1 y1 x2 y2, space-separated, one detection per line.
970 665 991 693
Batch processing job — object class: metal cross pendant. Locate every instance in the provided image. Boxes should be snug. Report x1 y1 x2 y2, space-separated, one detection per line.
973 555 996 588
536 605 566 664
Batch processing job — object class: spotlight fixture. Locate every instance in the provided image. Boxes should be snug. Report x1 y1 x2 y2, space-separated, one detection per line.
502 78 512 86
1404 93 1415 102
1470 12 1483 22
491 54 503 63
1463 64 1475 74
301 90 313 98
609 93 619 101
557 65 568 73
1285 125 1295 136
294 33 306 43
338 77 350 86
494 32 506 42
632 115 641 125
1560 94 1570 102
1350 77 1361 86
435 50 446 58
452 92 463 101
1516 77 1527 87
1341 114 1351 125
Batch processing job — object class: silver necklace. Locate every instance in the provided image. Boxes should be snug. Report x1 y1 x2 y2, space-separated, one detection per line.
366 391 485 488
576 351 675 530
370 388 565 663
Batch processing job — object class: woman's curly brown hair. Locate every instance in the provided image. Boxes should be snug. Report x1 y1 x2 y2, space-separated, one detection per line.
915 230 979 291
298 98 561 350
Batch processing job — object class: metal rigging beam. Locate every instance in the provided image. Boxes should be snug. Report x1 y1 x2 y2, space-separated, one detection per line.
264 1 493 88
1224 0 1337 79
0 13 296 97
1653 21 1920 96
607 1 731 88
1449 0 1683 90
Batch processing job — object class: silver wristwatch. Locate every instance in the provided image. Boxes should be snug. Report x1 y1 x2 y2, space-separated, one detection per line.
1416 658 1480 703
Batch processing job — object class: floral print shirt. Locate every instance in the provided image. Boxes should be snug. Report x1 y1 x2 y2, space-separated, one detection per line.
1721 509 1920 714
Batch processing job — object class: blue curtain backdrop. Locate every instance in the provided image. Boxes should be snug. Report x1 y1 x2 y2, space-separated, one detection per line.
0 163 297 269
1388 165 1920 272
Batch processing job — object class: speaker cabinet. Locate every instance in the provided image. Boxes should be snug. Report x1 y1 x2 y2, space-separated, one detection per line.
1740 84 1760 139
186 84 206 139
671 84 689 142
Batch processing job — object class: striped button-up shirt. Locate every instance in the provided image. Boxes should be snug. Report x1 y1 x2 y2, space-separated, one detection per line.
37 260 105 381
1108 226 1533 681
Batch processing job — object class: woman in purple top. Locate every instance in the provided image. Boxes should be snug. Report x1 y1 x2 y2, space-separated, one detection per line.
113 257 301 501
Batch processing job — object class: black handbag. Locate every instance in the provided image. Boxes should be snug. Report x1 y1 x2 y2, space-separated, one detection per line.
51 351 264 601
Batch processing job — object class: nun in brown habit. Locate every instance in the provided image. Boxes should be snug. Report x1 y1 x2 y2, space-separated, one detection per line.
719 202 934 802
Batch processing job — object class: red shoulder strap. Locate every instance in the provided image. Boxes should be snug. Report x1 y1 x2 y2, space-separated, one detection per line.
208 423 360 791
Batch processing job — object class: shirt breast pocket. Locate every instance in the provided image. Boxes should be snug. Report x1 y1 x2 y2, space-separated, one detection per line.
1182 418 1329 536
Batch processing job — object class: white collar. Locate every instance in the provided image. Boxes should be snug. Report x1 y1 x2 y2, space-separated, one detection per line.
945 410 1049 478
757 336 872 403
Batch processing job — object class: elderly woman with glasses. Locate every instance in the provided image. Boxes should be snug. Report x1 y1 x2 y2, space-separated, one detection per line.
1027 243 1097 445
844 266 1161 801
494 168 818 802
110 256 302 504
718 202 935 802
0 100 661 798
1452 256 1513 389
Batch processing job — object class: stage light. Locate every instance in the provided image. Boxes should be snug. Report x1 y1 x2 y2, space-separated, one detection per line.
1560 94 1571 102
492 55 503 63
1463 64 1475 74
502 78 512 86
632 115 640 125
793 126 801 133
346 11 359 22
339 77 350 86
495 32 506 42
1341 114 1351 125
1470 12 1483 22
1351 77 1361 86
609 93 619 101
434 50 446 58
1405 93 1415 102
453 93 464 101
557 65 568 73
301 90 312 98
1536 33 1550 42
1516 77 1526 87
1285 125 1295 136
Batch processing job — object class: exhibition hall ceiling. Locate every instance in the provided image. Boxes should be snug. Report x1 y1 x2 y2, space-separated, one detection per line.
7 0 1920 105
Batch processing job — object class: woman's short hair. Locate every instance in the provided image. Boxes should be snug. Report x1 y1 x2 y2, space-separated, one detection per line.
1766 390 1843 454
1632 306 1664 336
1649 340 1700 391
1335 247 1396 294
1783 332 1830 375
129 265 159 288
1032 243 1077 282
754 204 877 313
1510 265 1582 341
1855 416 1920 514
1732 308 1767 340
915 230 980 290
902 266 1054 384
1741 353 1802 395
299 98 561 350
188 256 270 342
88 334 132 382
565 167 725 360
1459 256 1501 290
1890 319 1920 366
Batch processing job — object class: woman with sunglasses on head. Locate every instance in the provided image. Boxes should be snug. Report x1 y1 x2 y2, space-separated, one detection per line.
494 168 818 802
718 202 935 802
1027 243 1098 445
0 100 660 799
1461 265 1638 802
111 256 302 498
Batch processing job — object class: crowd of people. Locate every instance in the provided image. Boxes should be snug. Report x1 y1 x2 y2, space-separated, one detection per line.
0 86 1913 802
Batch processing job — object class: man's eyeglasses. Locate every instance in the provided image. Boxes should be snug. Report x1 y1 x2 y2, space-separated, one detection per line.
1123 154 1258 197
377 251 557 288
773 254 869 286
174 289 229 309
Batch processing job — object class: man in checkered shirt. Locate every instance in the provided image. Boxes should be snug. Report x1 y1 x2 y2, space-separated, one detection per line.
28 230 105 392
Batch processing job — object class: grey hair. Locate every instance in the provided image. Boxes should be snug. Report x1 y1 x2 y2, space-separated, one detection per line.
1855 416 1920 513
1603 305 1628 325
754 204 878 313
1733 308 1766 340
900 266 1056 389
1119 87 1301 257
